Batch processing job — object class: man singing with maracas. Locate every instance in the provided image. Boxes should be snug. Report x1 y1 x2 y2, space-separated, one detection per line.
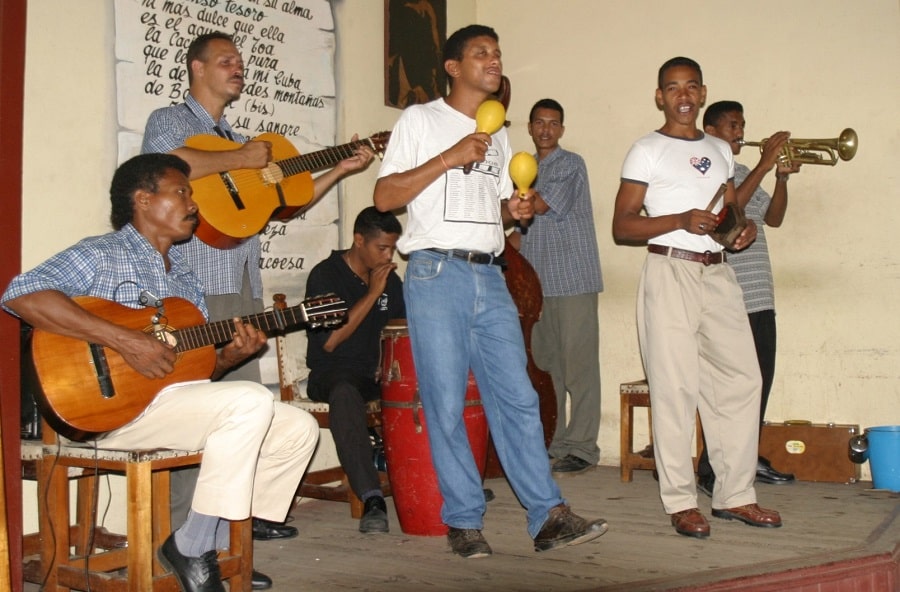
373 23 608 559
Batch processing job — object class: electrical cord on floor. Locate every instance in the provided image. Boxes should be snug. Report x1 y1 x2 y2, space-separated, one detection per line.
37 440 60 592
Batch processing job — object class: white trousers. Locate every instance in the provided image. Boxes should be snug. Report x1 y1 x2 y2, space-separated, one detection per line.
637 254 761 514
98 380 318 522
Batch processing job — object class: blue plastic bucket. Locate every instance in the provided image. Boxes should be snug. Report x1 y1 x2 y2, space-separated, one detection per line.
867 425 900 492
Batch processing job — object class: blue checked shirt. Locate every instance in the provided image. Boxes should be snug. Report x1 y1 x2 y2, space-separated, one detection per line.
141 94 263 299
1 224 208 319
519 147 603 297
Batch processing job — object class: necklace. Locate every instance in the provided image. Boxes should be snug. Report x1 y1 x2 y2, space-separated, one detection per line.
343 251 369 285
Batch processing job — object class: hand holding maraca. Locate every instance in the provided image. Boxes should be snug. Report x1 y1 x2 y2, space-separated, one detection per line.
510 152 537 198
508 151 538 222
456 99 506 174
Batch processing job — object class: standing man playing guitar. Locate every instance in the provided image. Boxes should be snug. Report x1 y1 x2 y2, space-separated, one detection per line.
141 31 375 386
141 32 375 578
2 153 319 592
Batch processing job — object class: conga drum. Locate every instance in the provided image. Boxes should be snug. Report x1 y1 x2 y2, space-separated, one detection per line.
379 321 488 536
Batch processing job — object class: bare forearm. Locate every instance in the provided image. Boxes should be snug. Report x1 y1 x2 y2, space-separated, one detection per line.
374 154 446 211
764 177 789 227
735 163 773 209
6 291 130 348
311 167 346 202
613 211 685 243
7 290 177 378
170 146 257 180
322 291 379 352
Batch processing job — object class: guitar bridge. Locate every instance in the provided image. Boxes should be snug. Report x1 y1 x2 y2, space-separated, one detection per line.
219 171 245 210
89 343 116 399
260 162 285 185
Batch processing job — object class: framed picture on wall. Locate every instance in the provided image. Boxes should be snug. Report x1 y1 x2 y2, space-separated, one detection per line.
384 0 447 109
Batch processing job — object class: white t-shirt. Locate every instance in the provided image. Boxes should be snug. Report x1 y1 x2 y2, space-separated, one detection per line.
621 130 734 253
378 98 513 256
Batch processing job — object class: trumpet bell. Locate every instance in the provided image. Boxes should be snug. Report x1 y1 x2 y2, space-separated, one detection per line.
837 128 858 161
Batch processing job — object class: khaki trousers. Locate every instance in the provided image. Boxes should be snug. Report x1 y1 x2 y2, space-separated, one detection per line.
532 292 601 464
637 254 761 514
99 380 318 522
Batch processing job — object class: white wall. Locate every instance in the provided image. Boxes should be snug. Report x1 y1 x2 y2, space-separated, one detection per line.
19 1 898 530
474 0 900 469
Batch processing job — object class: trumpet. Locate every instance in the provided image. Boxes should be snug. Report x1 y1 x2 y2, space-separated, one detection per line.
738 128 858 166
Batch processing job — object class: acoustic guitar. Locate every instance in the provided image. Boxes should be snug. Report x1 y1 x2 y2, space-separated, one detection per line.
30 294 346 440
185 131 391 249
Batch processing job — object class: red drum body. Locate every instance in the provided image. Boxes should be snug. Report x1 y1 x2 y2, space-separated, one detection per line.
379 322 488 536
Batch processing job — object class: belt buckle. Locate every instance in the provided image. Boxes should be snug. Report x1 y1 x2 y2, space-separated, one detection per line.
702 250 713 266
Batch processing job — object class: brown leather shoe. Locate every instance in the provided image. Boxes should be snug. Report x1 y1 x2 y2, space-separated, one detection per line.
670 508 710 539
712 503 782 528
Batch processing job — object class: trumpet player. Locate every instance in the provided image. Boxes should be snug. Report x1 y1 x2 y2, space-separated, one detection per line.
697 101 801 496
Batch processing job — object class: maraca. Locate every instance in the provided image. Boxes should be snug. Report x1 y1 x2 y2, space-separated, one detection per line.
463 99 507 173
475 99 506 135
509 152 538 198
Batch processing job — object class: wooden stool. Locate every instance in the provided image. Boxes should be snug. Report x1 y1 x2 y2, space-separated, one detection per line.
21 439 45 579
619 380 704 482
290 398 390 518
22 437 100 585
36 426 252 592
272 294 391 519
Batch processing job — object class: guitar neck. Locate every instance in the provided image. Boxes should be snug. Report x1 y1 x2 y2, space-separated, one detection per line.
172 304 308 353
276 138 373 178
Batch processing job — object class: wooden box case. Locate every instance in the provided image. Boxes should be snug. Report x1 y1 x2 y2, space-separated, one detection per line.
759 421 861 484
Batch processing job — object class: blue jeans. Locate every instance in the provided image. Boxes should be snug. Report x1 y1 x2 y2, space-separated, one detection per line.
404 250 564 538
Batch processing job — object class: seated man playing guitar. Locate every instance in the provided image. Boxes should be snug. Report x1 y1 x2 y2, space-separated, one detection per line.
2 153 319 592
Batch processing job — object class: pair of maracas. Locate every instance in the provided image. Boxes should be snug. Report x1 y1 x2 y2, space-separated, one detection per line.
471 99 538 198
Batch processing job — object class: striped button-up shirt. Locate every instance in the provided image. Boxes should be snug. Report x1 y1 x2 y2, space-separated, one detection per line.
141 94 263 299
2 224 208 318
519 147 603 297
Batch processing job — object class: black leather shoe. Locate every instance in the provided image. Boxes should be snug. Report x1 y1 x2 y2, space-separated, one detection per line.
551 454 594 475
756 458 795 484
251 569 273 590
252 518 298 541
533 504 608 552
157 533 225 592
359 496 389 533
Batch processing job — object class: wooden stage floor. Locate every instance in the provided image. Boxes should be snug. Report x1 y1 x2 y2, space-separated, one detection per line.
250 466 899 591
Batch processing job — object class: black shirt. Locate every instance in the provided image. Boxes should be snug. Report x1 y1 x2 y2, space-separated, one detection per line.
305 250 405 384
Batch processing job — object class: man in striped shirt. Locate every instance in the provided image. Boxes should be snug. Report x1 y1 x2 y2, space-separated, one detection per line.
696 101 801 495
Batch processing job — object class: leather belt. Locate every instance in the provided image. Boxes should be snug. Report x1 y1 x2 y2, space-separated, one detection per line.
426 248 506 266
647 244 726 266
